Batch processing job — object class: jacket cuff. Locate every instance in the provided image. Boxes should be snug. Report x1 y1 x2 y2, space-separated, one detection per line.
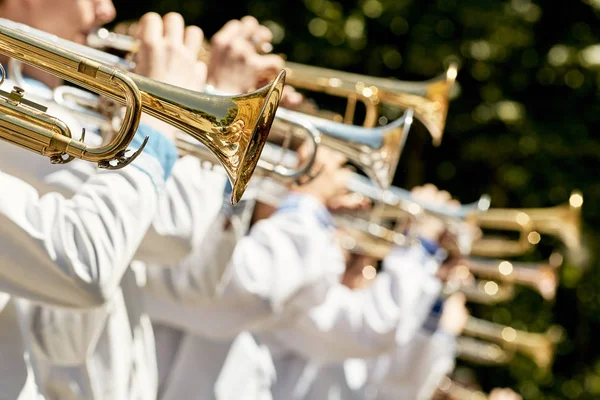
130 124 178 183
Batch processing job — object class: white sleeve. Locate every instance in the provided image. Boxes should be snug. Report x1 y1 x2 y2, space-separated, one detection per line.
367 330 457 400
266 245 442 363
145 194 345 338
138 156 227 266
0 130 177 308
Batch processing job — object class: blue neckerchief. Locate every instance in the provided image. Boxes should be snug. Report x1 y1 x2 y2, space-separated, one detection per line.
423 297 445 333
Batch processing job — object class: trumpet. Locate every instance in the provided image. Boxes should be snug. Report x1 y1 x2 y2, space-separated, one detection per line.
436 376 488 400
284 62 458 146
460 317 563 369
86 27 456 145
347 173 491 220
471 192 583 257
276 108 413 189
0 18 286 204
453 256 561 301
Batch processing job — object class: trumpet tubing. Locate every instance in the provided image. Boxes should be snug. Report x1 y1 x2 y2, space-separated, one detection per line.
456 337 513 366
472 192 583 257
0 19 286 204
463 317 561 369
470 209 538 258
456 257 560 300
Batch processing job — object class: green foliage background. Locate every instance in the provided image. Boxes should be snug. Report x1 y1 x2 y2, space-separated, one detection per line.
112 1 599 398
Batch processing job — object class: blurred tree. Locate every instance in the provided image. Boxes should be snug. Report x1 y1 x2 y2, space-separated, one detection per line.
112 1 600 398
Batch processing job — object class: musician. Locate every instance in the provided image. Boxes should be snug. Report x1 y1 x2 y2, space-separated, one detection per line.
362 293 468 400
0 2 210 399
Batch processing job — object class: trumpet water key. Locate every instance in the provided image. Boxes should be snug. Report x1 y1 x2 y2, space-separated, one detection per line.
0 18 286 204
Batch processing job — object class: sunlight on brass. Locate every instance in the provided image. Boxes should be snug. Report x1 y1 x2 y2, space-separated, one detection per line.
461 317 562 369
463 257 560 301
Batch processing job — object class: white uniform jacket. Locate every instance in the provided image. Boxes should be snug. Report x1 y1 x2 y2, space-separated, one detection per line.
0 76 178 400
143 183 444 400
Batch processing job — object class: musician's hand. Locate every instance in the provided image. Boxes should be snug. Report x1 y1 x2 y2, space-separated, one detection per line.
281 86 304 109
439 293 469 336
327 193 371 213
135 13 206 89
412 184 460 248
291 147 351 207
489 388 522 400
208 16 284 93
134 12 206 139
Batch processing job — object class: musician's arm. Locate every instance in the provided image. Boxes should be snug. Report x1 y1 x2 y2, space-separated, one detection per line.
0 128 178 308
138 156 228 266
365 329 457 400
266 244 443 363
144 193 343 337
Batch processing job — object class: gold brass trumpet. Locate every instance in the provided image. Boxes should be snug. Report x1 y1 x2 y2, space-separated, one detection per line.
0 19 286 204
471 192 583 257
460 317 563 369
453 256 561 301
284 61 458 146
